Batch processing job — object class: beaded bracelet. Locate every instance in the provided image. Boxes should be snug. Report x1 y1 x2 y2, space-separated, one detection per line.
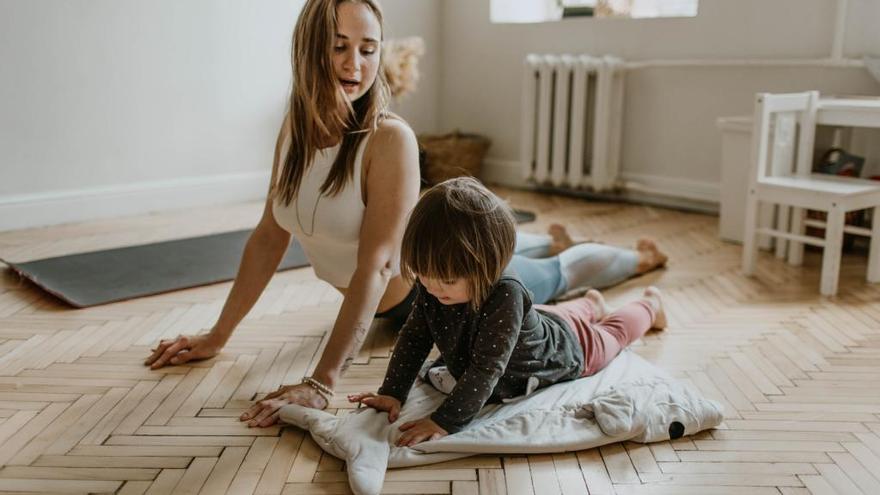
302 376 334 404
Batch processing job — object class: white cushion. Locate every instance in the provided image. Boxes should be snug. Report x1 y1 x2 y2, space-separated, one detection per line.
280 351 723 495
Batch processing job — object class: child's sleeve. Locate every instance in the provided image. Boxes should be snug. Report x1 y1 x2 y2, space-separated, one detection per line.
377 287 434 404
430 281 524 433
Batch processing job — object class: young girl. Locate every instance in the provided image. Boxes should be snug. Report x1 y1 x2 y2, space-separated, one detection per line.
349 178 667 446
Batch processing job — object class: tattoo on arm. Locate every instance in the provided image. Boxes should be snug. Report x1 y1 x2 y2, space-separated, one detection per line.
341 325 369 373
341 356 354 373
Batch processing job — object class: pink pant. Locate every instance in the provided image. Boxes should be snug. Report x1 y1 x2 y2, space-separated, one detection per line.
536 298 655 377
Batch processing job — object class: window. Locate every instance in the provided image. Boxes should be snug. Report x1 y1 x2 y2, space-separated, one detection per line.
490 0 698 24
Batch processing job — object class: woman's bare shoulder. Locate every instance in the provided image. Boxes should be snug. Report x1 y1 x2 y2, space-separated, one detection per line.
372 113 416 146
363 114 418 172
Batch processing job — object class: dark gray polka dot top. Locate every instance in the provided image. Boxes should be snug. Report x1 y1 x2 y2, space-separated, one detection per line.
378 271 584 433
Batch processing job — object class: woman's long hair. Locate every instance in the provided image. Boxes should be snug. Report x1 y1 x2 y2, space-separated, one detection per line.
270 0 391 205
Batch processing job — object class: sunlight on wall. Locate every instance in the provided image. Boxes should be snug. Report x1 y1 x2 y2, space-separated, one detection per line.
490 0 698 23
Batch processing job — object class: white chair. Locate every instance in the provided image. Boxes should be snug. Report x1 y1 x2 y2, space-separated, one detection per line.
741 91 880 296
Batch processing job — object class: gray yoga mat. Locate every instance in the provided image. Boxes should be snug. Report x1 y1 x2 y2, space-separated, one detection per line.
1 209 535 309
1 230 310 308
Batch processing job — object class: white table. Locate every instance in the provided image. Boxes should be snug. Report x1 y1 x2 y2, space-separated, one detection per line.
817 97 880 128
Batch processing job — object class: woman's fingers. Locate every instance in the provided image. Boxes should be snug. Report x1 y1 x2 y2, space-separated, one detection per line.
240 384 321 423
261 389 284 401
247 400 280 427
240 403 259 421
398 421 415 431
388 403 400 423
169 350 192 365
238 387 286 426
150 339 189 369
146 335 220 369
240 399 267 421
258 411 280 428
144 340 172 366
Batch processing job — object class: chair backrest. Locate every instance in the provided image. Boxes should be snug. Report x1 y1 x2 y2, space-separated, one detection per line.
749 91 819 187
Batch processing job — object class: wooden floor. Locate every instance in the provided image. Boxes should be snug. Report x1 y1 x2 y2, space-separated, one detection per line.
1 188 879 495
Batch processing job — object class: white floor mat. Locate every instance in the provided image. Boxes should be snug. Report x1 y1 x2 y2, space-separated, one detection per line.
280 350 723 495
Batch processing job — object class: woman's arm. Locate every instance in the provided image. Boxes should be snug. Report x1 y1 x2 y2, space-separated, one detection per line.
211 202 292 340
310 119 420 386
145 118 293 369
241 118 421 426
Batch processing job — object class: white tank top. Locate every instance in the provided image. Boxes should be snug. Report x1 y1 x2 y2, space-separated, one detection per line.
272 136 369 288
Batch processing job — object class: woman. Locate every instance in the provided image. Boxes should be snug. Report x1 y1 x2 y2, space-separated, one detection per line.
144 0 667 428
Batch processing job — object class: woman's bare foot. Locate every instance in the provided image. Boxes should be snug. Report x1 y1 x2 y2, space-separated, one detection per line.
636 239 668 274
548 223 579 256
642 286 667 330
584 289 610 321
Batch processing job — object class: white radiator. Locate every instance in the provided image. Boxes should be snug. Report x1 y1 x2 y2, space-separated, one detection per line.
520 54 626 192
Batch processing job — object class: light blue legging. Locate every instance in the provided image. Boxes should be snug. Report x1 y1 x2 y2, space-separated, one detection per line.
511 232 640 304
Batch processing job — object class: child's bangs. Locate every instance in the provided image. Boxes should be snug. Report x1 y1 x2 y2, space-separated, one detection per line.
408 235 472 282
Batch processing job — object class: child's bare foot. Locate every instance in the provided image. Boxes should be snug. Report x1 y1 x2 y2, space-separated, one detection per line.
636 239 668 273
642 286 667 330
584 289 609 320
547 223 575 256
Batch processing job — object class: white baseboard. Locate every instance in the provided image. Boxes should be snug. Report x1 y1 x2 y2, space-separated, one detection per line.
0 171 270 232
480 157 720 212
619 172 720 204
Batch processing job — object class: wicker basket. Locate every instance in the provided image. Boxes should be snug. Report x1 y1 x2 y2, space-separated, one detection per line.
418 131 491 185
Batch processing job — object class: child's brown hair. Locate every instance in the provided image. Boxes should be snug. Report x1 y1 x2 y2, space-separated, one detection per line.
401 177 516 309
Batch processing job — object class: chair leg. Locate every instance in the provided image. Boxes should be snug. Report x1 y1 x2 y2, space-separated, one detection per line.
775 205 790 259
788 207 806 266
820 206 845 296
742 190 761 276
758 203 774 251
869 206 880 283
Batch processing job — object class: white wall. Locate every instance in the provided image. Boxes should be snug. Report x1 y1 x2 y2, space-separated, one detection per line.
382 0 442 135
1 0 303 195
0 0 441 231
439 0 880 201
5 0 879 231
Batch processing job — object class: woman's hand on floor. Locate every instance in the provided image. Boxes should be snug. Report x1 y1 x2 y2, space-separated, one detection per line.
241 383 328 427
348 393 401 422
396 417 448 447
144 333 224 369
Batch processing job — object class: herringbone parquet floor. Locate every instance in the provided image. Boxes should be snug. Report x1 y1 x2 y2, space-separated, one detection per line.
1 188 879 494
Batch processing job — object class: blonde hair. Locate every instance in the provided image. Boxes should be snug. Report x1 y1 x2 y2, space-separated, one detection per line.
401 178 516 310
270 0 392 205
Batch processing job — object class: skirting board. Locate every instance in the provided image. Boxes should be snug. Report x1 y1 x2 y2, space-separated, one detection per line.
4 160 722 232
481 157 720 213
0 171 270 232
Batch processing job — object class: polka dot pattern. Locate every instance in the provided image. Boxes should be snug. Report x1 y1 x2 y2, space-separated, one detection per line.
378 272 585 433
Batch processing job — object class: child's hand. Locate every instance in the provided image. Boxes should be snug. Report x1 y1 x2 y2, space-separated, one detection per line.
347 392 401 422
396 417 448 447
